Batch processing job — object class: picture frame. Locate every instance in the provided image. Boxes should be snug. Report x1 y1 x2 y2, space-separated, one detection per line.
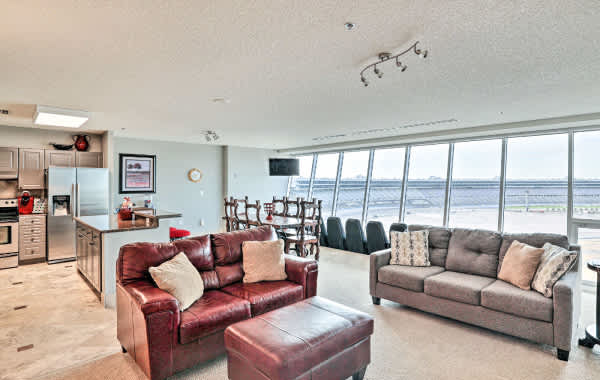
119 154 156 194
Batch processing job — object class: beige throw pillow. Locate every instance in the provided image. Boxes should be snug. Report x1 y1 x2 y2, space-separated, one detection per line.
242 240 287 283
149 252 204 311
498 240 544 290
390 230 430 267
531 243 577 297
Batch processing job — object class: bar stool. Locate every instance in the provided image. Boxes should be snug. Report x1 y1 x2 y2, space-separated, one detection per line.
170 227 190 241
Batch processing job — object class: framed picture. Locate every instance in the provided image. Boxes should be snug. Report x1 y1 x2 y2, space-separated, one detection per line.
119 154 156 194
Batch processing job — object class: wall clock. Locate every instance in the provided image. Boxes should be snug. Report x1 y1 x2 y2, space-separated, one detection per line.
187 168 203 183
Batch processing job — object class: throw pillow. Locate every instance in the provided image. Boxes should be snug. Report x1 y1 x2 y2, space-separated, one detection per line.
242 239 287 283
390 230 430 266
498 240 544 290
531 242 578 297
149 252 205 311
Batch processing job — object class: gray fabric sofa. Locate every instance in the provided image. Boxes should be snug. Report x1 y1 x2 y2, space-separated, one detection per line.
370 224 581 361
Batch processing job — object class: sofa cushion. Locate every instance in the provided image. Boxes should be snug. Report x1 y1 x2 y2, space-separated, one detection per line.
424 271 495 305
221 280 304 316
481 280 553 322
242 240 287 283
179 290 251 344
378 265 445 292
408 225 451 267
390 230 430 266
211 226 277 266
497 240 544 290
446 228 502 278
498 233 569 274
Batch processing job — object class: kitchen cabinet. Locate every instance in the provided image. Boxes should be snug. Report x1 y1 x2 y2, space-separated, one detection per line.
76 223 101 292
19 215 46 262
45 150 75 168
76 152 103 168
18 148 45 189
0 147 18 179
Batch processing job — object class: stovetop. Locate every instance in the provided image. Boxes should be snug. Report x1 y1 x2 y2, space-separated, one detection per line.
0 199 18 208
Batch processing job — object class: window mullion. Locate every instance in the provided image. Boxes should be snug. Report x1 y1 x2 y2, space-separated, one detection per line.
443 143 454 227
332 153 343 216
498 138 508 232
362 149 375 226
399 147 411 222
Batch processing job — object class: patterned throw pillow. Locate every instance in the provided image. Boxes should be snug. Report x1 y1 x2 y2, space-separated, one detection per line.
390 230 430 266
531 243 577 298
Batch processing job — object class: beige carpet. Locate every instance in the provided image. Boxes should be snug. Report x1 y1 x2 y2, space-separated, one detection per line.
2 248 600 380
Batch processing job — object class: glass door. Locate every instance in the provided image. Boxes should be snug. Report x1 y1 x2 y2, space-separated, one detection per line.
573 224 600 286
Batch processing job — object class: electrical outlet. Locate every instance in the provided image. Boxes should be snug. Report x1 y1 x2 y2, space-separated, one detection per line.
178 219 183 226
199 219 205 227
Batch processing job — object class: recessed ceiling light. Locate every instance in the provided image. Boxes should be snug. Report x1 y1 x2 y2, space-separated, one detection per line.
33 105 89 128
211 97 230 104
344 22 356 31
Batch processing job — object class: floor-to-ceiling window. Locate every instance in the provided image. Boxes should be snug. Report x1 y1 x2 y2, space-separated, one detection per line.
366 147 405 231
449 139 502 230
311 153 339 219
404 144 449 226
288 155 314 200
504 134 568 234
336 151 369 222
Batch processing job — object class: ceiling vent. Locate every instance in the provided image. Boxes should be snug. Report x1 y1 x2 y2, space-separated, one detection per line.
312 118 458 141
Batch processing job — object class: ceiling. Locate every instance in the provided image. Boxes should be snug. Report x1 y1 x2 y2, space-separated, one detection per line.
1 1 600 150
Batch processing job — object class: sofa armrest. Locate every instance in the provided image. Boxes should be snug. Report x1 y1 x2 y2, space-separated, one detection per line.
284 254 318 298
553 270 580 352
370 248 391 296
117 281 180 380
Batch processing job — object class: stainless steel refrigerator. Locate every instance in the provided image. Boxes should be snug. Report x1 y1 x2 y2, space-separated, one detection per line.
47 167 109 263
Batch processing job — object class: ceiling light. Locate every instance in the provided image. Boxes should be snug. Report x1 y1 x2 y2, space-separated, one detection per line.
33 105 89 128
344 22 356 31
359 41 428 86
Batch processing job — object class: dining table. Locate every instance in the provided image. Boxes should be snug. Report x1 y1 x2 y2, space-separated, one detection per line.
222 214 317 230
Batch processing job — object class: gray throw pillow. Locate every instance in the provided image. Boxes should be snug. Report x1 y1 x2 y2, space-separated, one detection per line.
531 243 577 297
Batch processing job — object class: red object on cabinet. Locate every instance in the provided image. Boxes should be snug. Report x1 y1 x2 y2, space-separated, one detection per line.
73 134 90 151
18 192 34 214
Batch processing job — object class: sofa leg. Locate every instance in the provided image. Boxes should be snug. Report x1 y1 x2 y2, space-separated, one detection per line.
557 349 569 361
121 346 127 353
352 367 367 380
371 296 381 305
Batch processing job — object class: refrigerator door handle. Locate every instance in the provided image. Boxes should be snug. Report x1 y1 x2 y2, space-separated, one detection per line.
71 183 76 221
76 183 81 217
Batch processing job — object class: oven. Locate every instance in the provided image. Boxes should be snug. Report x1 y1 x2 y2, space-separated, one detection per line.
0 199 19 269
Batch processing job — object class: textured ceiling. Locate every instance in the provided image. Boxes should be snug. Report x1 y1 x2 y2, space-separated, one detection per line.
1 1 600 149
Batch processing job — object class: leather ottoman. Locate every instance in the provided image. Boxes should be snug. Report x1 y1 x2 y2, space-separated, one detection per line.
224 296 374 380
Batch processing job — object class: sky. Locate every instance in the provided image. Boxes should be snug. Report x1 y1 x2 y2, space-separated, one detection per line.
297 131 600 180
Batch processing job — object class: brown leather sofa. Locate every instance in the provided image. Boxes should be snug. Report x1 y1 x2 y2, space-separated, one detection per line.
116 226 318 380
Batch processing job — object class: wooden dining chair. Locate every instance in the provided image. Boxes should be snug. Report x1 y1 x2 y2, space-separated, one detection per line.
284 199 322 260
284 197 302 218
233 196 249 229
272 196 287 217
244 200 262 227
224 197 239 232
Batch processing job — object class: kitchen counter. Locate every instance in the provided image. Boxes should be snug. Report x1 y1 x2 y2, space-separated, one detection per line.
73 210 182 309
74 210 181 233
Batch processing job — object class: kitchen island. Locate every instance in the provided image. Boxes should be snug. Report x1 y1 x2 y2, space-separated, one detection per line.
74 210 182 308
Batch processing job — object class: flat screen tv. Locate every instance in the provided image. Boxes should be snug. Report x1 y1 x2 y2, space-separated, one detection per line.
269 158 300 176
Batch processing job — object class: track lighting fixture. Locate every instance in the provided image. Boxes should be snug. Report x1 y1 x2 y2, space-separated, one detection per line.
359 41 428 86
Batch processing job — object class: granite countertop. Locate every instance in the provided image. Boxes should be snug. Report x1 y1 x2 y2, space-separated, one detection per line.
133 209 182 219
74 215 157 233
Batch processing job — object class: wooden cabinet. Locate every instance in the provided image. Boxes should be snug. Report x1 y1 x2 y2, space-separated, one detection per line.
0 147 18 178
19 215 46 262
18 148 45 189
76 152 103 168
76 223 101 292
45 150 75 168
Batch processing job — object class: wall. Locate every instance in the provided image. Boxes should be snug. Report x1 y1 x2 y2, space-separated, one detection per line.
223 146 289 202
0 125 102 151
112 137 223 235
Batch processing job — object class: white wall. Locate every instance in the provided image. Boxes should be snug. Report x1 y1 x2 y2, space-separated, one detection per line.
223 146 289 202
0 125 102 151
112 137 224 235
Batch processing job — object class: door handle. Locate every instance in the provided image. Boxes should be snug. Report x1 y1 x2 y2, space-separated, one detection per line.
76 183 81 218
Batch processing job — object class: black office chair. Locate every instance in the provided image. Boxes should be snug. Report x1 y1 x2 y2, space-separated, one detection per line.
319 218 328 247
345 219 367 254
389 222 408 242
366 221 389 253
326 216 346 250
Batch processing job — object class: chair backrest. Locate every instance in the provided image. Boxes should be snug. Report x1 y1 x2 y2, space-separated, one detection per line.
326 216 346 249
244 200 262 225
272 196 287 217
224 197 239 231
319 218 328 246
299 199 321 239
233 196 249 216
366 221 389 253
285 197 302 217
345 218 367 254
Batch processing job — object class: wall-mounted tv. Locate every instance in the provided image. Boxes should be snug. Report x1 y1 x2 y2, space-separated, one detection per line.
269 158 300 176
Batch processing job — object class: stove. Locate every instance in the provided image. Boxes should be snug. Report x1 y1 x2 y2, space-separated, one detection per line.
0 199 19 269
